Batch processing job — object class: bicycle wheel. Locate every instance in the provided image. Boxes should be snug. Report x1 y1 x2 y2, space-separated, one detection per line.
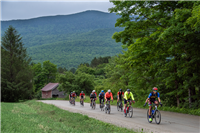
155 110 161 124
128 106 133 118
120 102 123 112
117 102 119 111
92 101 94 109
94 102 96 109
147 109 152 123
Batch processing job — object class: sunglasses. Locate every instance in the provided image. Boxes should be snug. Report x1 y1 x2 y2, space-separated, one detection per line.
154 90 157 92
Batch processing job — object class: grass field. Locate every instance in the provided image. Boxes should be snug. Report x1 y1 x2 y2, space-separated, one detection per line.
1 100 138 133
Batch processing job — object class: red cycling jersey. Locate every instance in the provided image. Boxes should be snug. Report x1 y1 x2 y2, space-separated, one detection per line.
105 92 113 100
117 91 124 95
79 93 85 96
72 93 76 97
94 92 97 97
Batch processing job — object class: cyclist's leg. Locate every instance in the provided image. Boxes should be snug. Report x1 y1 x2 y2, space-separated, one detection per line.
90 98 92 106
81 96 84 102
129 99 131 105
148 100 152 121
124 99 127 112
148 100 152 115
117 96 119 103
154 100 159 106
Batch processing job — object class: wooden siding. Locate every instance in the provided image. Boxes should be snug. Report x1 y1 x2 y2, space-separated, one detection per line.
52 87 66 98
42 90 52 98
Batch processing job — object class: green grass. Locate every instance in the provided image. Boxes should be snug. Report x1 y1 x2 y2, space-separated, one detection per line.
1 100 138 133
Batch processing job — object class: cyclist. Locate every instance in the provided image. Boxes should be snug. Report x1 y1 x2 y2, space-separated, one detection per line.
104 89 113 107
69 92 73 103
90 90 97 106
71 91 77 100
124 89 135 116
98 90 105 108
93 90 97 97
117 89 124 106
143 87 162 122
79 91 85 104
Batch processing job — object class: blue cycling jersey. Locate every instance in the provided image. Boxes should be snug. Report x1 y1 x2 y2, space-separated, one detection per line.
99 92 105 98
148 92 160 99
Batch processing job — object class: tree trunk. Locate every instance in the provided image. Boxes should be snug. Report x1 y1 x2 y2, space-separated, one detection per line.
188 88 192 108
174 61 179 107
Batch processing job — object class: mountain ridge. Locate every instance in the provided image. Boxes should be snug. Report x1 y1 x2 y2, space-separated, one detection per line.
1 10 123 69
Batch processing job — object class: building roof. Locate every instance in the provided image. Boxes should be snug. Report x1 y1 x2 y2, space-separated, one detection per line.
41 83 59 92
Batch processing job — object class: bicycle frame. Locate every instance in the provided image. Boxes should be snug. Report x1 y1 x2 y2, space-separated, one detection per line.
151 104 158 116
126 100 132 109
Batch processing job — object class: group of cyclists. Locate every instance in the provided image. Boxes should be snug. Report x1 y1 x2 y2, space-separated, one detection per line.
69 87 162 122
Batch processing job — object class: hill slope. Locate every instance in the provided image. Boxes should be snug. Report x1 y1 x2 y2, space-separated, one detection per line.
1 10 123 68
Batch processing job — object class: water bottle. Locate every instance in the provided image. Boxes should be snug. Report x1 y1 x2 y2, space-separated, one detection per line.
152 110 154 115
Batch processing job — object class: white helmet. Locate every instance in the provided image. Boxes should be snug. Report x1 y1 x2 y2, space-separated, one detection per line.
108 89 111 92
93 90 95 92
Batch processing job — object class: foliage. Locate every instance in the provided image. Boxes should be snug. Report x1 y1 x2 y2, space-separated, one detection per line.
58 66 67 73
108 1 200 109
90 56 111 68
57 69 95 95
1 26 33 102
32 60 57 98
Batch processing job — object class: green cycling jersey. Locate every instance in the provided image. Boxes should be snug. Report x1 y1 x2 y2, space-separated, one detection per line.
124 91 134 100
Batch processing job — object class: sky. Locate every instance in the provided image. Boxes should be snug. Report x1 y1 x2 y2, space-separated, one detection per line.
1 0 115 21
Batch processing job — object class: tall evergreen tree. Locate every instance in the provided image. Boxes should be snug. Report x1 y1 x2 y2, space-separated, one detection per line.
1 26 33 102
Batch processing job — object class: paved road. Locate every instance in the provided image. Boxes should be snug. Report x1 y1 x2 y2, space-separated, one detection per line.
39 100 200 133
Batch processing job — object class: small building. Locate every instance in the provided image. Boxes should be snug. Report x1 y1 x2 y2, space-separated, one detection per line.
41 83 66 98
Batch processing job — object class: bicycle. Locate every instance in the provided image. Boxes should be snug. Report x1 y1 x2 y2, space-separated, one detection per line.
71 97 75 106
147 103 161 124
100 98 104 111
91 98 96 109
105 100 112 114
124 100 133 118
80 98 84 106
117 99 123 112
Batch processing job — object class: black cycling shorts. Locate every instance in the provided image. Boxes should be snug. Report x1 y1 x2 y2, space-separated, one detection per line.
124 99 131 104
106 97 110 101
118 96 123 101
99 98 104 103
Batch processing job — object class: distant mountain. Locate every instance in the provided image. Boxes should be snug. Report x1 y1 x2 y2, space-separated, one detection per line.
1 10 124 69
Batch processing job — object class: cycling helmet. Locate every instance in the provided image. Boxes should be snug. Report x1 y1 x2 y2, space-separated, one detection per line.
153 87 158 91
101 90 104 92
93 90 95 92
119 89 122 91
108 89 111 92
127 89 130 92
81 91 83 93
73 91 75 93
